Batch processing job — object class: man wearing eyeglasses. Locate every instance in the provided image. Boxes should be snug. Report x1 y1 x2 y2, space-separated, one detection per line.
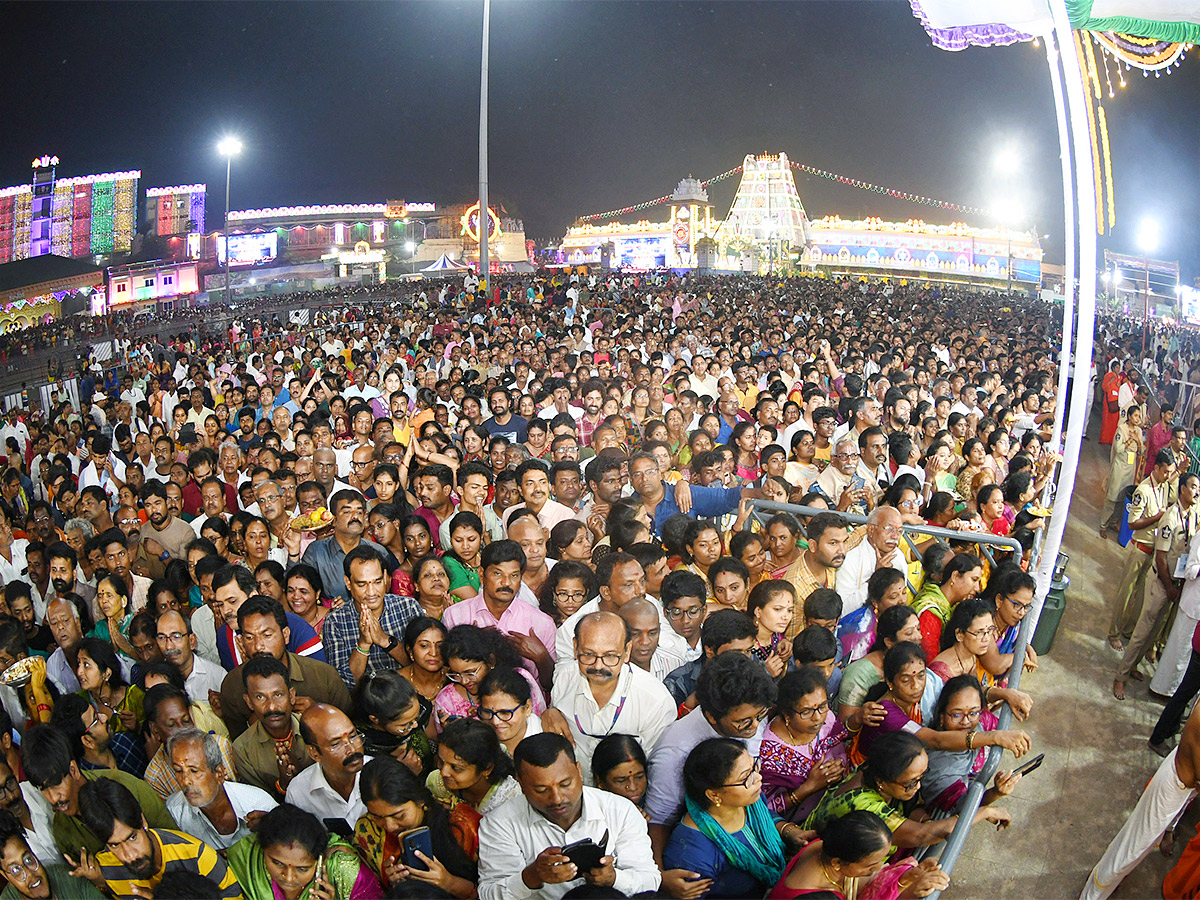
0 758 60 869
545 611 675 785
155 611 224 701
815 438 872 516
0 807 103 900
285 704 372 835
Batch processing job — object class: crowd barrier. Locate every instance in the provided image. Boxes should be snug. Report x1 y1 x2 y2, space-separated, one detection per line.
745 499 1035 896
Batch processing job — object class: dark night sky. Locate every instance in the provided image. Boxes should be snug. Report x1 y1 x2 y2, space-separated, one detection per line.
2 1 1197 276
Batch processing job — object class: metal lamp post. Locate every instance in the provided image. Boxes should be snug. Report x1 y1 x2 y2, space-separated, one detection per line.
478 0 490 290
217 137 243 305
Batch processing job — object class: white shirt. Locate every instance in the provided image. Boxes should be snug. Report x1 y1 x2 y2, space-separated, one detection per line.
19 782 62 866
0 540 27 588
285 756 372 828
834 539 908 619
166 782 278 850
184 652 228 700
190 604 221 665
549 663 676 783
477 786 660 900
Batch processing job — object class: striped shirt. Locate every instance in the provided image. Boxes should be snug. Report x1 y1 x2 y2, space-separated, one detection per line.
97 828 242 900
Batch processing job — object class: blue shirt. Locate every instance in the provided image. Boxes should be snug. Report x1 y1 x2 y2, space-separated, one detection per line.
649 484 743 538
662 825 768 900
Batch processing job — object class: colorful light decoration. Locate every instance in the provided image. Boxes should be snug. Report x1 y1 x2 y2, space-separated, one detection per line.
30 155 59 169
229 203 438 222
146 184 206 197
460 203 502 243
576 160 991 223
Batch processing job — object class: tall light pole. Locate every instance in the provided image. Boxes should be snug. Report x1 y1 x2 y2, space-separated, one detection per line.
217 137 242 305
1138 217 1159 359
991 145 1024 295
477 0 490 291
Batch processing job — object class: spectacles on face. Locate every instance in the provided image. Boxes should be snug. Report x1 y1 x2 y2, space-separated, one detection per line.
722 758 761 789
667 605 705 620
1005 595 1033 613
944 709 982 724
965 625 998 639
157 631 187 644
446 665 484 684
792 700 830 721
553 589 588 603
577 650 624 668
4 852 37 879
0 776 18 798
479 704 523 722
833 451 860 461
893 774 922 792
326 731 365 754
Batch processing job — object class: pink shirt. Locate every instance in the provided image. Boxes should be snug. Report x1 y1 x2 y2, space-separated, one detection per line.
442 594 557 661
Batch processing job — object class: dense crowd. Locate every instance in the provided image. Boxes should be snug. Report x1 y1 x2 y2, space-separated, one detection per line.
0 269 1081 900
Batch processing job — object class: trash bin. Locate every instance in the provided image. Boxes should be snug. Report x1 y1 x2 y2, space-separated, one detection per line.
1031 575 1069 657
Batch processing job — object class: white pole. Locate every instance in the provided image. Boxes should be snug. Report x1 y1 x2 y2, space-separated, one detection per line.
1046 34 1077 454
1030 4 1100 622
478 0 490 290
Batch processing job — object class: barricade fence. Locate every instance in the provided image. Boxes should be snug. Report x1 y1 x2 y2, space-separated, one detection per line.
745 500 1036 896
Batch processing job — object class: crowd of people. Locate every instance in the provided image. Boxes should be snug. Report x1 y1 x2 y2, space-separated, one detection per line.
0 268 1076 899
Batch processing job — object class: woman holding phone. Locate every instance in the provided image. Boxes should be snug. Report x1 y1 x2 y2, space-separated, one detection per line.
228 803 382 900
355 757 477 898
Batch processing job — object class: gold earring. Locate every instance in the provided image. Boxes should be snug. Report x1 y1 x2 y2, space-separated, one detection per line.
712 797 722 807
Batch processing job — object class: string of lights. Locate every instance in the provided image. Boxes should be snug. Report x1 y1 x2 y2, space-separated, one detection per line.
576 160 989 222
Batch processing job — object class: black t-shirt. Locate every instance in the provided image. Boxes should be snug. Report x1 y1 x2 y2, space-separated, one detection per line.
25 623 55 655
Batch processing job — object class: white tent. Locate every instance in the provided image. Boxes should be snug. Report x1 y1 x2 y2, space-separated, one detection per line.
420 253 468 272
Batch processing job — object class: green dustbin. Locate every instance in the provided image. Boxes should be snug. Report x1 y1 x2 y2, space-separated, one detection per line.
1031 575 1069 657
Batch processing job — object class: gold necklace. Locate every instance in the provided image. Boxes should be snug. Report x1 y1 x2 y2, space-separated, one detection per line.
820 860 844 891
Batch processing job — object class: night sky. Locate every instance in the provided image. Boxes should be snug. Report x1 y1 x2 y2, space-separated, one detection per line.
2 2 1197 276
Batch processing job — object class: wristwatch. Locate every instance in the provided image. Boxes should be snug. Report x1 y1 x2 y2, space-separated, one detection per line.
384 634 399 653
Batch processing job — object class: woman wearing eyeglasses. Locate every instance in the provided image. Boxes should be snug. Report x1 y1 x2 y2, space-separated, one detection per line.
805 731 1012 851
477 666 541 756
761 667 850 825
536 560 596 626
355 757 477 898
928 598 1033 721
432 625 546 732
664 737 807 899
920 675 1023 814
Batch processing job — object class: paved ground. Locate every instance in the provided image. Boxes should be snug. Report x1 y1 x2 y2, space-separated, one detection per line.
950 417 1193 898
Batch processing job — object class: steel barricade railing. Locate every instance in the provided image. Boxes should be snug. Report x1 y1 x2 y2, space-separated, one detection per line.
743 499 1031 895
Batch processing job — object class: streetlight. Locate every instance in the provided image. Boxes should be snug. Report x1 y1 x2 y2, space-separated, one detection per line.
478 0 491 290
405 241 416 276
1137 217 1159 356
993 143 1022 177
217 136 242 306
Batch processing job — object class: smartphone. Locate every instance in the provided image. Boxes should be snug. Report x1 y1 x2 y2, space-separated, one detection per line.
402 826 433 872
1012 753 1045 777
313 854 325 887
561 830 608 872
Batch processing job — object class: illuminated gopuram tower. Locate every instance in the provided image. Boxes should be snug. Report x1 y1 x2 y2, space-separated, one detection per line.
722 153 812 269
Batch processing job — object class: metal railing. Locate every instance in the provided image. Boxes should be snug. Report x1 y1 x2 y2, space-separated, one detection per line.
744 500 1035 897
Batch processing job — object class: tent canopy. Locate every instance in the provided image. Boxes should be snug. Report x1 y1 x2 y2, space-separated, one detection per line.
421 253 468 272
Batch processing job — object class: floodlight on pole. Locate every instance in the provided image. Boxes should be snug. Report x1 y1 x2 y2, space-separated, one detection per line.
217 136 243 307
993 143 1022 177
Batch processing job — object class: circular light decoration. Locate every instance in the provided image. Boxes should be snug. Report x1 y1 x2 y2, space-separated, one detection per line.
460 203 502 243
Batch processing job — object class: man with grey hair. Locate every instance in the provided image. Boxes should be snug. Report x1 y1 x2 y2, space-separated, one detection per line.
835 505 907 618
816 437 872 516
164 727 276 850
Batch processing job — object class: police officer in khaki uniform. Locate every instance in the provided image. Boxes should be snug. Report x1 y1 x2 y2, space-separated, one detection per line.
1115 472 1200 700
1109 449 1178 651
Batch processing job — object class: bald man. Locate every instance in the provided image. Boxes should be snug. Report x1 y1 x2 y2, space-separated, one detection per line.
1081 702 1200 899
546 611 676 782
618 597 684 680
284 704 371 831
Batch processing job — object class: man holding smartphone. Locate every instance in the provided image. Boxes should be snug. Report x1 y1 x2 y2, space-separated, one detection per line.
477 733 659 900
